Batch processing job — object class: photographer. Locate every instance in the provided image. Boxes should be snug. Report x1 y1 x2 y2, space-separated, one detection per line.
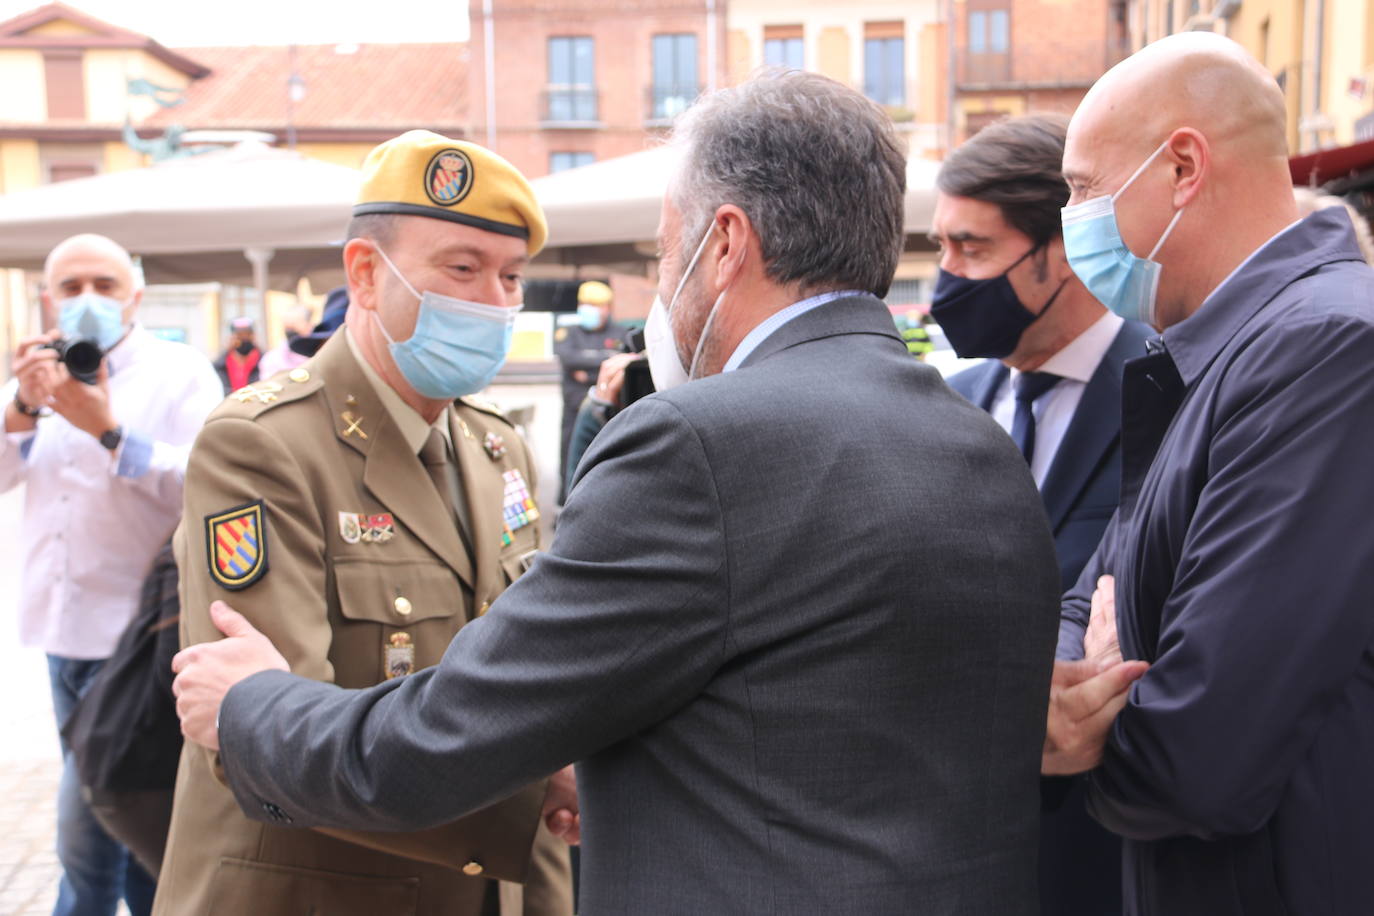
562 333 653 496
1 233 222 915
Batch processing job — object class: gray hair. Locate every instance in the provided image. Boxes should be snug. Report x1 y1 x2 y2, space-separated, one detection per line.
669 70 907 298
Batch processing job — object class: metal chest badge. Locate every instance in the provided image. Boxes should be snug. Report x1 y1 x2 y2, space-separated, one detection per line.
339 512 394 544
484 431 507 461
206 501 268 590
385 632 415 679
500 468 539 546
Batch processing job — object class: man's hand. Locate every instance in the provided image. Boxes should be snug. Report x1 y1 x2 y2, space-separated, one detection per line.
49 359 118 443
541 765 581 845
1042 657 1149 776
8 331 62 427
171 601 289 751
591 352 640 406
1084 574 1122 668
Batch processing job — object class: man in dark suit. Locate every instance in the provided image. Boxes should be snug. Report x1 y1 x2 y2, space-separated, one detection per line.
931 114 1150 915
169 71 1063 915
1045 33 1374 916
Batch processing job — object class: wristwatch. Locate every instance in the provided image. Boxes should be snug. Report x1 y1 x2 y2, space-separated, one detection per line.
98 425 124 452
12 392 43 418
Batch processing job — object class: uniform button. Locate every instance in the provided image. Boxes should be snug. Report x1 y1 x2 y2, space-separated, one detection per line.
394 596 412 616
478 601 490 616
462 861 484 877
289 368 310 383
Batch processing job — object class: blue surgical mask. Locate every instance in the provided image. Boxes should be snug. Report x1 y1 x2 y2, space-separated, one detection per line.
1061 140 1185 327
372 247 521 399
576 304 605 331
59 293 128 351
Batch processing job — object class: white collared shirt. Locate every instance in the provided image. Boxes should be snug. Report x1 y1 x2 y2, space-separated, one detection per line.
0 325 224 658
990 311 1124 487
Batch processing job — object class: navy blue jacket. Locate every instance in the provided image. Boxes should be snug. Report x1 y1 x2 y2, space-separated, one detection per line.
948 319 1152 593
950 318 1150 916
1060 208 1374 916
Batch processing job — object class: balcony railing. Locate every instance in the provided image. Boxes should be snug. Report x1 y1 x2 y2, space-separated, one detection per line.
646 84 702 124
541 87 600 125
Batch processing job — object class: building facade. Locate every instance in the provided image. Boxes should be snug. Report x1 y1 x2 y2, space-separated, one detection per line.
725 0 947 156
950 0 1130 143
467 0 729 179
1125 0 1374 154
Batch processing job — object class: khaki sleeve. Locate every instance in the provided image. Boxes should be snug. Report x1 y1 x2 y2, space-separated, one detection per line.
180 414 545 881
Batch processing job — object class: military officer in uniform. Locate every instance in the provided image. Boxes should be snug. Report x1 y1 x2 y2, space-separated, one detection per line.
152 132 574 916
553 280 627 500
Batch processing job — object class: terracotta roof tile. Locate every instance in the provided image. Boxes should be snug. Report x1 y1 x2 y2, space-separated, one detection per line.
144 43 467 132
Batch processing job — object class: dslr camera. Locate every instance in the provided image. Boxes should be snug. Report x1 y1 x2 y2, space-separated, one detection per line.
615 327 655 410
44 337 105 385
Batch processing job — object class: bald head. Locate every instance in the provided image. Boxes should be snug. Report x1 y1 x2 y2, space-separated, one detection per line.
44 234 139 292
42 234 142 327
1062 33 1300 329
1071 32 1287 165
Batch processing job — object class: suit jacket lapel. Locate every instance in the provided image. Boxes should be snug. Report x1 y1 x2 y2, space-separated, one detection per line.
971 362 1009 412
1039 324 1148 531
318 336 475 589
451 410 504 607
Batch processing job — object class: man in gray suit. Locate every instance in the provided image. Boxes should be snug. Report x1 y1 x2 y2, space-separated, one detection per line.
171 71 1062 914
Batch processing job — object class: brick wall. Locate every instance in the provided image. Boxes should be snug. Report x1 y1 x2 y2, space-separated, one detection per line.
469 0 728 178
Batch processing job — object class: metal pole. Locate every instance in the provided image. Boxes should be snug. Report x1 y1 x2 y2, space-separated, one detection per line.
706 0 718 92
484 0 498 149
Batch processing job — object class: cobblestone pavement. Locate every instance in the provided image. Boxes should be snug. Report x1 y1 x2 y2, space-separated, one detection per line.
0 484 64 915
0 383 563 914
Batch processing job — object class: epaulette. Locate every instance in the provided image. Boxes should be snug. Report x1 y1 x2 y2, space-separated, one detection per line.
457 395 512 425
211 366 324 421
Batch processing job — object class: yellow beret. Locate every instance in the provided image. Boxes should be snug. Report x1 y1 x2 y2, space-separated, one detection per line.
577 281 613 305
354 130 548 255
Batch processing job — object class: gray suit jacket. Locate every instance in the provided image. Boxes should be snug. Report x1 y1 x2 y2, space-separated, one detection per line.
218 294 1062 914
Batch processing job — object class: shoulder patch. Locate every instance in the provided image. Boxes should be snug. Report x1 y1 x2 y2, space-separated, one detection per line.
206 501 268 591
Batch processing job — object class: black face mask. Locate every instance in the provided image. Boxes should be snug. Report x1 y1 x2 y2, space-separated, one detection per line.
929 246 1066 359
234 339 255 356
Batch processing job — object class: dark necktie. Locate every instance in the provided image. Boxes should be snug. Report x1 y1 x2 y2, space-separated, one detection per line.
420 428 473 551
1011 371 1063 464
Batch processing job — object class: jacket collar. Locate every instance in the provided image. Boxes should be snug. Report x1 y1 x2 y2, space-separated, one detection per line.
1163 208 1364 387
737 293 905 370
313 333 475 588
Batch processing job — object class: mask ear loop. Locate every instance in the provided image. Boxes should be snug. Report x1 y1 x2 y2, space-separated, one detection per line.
371 244 422 301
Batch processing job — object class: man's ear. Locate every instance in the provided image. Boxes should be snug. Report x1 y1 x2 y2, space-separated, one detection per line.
343 239 380 313
1165 127 1209 209
710 205 753 292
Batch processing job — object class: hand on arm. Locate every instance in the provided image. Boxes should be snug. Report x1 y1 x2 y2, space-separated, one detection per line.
541 766 580 845
1084 575 1123 668
1042 656 1148 776
172 601 290 751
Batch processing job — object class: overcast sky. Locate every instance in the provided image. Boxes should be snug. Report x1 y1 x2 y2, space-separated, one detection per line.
0 0 469 46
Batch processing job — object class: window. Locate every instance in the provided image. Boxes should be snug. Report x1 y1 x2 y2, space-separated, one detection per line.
964 5 1010 83
546 37 596 122
968 10 1009 54
863 23 905 107
43 50 85 120
651 34 699 120
550 151 595 173
763 25 804 70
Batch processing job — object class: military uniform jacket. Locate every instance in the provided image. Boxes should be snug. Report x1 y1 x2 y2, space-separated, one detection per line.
154 332 568 916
